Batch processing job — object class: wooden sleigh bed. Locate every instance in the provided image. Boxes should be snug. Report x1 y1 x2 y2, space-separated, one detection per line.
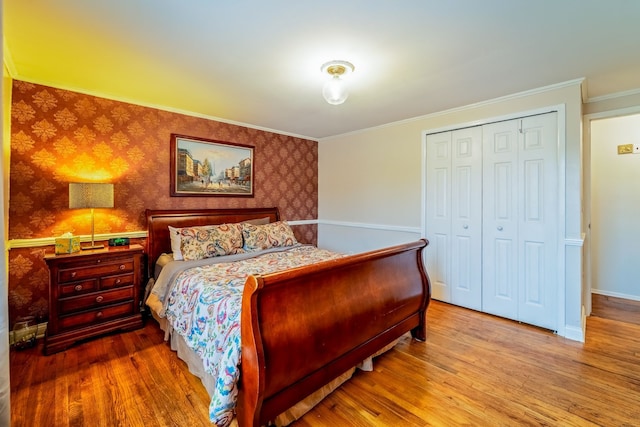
145 207 431 427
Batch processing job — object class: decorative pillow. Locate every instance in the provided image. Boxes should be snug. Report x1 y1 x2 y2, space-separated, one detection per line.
242 221 298 251
177 223 245 261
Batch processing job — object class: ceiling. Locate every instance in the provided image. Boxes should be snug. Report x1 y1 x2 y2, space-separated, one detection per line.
5 1 640 139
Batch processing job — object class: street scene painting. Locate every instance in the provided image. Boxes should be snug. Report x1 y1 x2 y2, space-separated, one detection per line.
170 134 254 197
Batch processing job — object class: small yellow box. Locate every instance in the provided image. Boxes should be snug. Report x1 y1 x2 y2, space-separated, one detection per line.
55 237 81 254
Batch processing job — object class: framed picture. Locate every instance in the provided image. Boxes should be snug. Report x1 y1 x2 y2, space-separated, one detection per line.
170 134 254 197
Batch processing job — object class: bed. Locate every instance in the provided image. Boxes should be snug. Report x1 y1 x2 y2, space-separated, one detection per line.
144 207 431 427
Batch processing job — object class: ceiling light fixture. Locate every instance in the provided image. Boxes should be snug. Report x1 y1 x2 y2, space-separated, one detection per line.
321 60 354 105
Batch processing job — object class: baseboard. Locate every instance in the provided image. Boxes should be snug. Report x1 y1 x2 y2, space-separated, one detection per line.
552 306 586 343
591 289 640 302
563 323 585 343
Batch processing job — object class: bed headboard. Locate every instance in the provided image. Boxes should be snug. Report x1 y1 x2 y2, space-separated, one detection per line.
145 207 280 278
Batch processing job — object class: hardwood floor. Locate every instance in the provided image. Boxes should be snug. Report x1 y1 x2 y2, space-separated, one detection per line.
591 293 640 326
10 300 640 426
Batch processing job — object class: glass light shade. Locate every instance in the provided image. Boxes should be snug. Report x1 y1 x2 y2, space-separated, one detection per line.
322 76 349 105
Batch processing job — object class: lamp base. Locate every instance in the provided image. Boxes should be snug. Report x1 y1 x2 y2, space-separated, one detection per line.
81 244 104 251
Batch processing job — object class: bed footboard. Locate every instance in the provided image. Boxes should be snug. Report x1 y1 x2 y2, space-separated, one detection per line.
237 239 431 427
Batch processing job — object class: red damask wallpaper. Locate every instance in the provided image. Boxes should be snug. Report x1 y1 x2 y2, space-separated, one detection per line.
8 80 318 326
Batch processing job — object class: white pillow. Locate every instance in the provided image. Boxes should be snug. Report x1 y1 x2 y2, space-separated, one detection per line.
168 226 184 261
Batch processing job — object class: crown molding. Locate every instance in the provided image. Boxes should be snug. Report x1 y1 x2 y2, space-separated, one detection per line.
585 87 640 104
319 78 585 142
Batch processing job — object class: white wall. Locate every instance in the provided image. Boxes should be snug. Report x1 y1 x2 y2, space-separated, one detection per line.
317 223 421 254
590 113 640 300
319 81 585 340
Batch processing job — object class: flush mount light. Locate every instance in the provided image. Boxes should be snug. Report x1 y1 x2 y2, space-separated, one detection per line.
321 60 355 105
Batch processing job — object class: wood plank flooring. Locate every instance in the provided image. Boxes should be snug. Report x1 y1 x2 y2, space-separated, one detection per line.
10 299 640 426
591 293 640 326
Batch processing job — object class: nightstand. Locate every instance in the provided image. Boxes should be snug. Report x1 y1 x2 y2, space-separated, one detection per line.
43 244 144 355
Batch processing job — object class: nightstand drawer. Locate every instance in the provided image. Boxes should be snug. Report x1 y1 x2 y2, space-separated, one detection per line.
59 279 98 297
58 260 134 283
101 273 134 290
58 301 135 331
59 287 134 314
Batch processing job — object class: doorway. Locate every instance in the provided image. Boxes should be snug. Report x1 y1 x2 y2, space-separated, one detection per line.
588 112 640 314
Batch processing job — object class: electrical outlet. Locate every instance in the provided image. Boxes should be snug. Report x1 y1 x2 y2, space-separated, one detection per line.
618 144 633 154
634 144 640 154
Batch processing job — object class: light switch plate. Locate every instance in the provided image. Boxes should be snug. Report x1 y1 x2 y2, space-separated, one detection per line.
618 144 633 154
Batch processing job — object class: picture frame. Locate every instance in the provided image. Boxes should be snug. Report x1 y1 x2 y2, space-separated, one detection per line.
170 134 254 197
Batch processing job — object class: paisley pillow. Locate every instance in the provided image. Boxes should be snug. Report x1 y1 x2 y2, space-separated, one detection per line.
178 223 244 261
242 221 297 251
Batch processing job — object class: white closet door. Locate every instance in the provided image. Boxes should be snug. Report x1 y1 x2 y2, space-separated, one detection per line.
450 127 482 310
517 113 558 330
482 120 520 320
482 113 558 330
425 132 452 302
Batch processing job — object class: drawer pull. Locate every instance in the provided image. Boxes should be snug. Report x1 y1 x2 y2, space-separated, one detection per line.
71 272 77 278
96 311 103 318
95 295 104 303
74 284 83 292
97 259 101 263
119 264 125 270
115 278 121 284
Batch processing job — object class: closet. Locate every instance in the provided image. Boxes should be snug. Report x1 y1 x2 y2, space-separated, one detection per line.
425 112 558 330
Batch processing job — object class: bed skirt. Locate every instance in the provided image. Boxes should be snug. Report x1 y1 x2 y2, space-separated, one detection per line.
149 308 398 426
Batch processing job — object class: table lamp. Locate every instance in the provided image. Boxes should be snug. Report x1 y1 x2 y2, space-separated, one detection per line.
68 182 114 250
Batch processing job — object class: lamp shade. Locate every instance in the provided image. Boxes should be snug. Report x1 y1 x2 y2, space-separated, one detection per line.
69 183 114 209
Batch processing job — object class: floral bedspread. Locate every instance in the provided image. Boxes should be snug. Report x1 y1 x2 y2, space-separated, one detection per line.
163 245 344 427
